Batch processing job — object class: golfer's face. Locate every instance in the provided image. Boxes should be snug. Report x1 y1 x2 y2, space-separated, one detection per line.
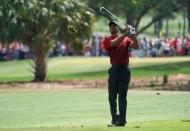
109 25 119 35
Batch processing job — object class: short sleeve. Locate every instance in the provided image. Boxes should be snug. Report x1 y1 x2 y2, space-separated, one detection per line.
124 37 133 47
103 37 112 51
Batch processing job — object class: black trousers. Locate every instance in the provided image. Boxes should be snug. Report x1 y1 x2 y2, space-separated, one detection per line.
108 65 131 124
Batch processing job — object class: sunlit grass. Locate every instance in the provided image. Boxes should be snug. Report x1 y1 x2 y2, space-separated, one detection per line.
0 89 189 130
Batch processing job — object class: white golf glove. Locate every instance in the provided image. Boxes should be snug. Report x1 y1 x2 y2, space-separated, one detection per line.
128 25 136 35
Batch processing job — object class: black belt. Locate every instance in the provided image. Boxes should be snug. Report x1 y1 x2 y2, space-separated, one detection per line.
111 64 129 68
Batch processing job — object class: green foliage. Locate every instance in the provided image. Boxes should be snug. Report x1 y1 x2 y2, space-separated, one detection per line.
0 0 95 49
57 1 95 51
0 0 95 81
87 0 184 34
0 0 20 43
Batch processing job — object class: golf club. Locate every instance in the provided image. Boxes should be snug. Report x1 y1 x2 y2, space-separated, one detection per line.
99 6 136 35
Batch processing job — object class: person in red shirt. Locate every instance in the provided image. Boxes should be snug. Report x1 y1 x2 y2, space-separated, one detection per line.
103 21 138 127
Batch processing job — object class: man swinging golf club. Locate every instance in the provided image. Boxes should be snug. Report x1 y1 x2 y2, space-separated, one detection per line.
103 20 138 127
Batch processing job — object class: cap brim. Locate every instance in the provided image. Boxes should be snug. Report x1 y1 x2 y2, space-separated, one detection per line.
109 21 118 26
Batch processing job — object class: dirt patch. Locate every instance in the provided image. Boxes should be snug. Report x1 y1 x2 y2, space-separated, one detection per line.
130 74 190 91
0 74 190 91
0 80 106 89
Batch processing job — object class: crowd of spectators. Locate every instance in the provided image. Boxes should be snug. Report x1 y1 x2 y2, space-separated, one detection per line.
86 34 190 57
134 36 190 57
50 42 73 57
0 41 33 61
1 35 190 61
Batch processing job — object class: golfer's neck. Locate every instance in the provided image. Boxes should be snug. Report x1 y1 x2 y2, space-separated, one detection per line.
111 33 118 37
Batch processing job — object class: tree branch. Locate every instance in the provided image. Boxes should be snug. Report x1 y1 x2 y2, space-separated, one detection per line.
135 1 160 29
137 15 164 35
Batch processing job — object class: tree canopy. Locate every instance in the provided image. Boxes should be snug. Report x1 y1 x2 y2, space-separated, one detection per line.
87 0 186 35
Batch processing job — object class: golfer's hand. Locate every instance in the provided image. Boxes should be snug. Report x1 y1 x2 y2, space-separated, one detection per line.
129 34 136 39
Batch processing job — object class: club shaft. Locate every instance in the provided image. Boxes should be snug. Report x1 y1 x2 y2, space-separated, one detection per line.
100 6 136 34
100 7 125 25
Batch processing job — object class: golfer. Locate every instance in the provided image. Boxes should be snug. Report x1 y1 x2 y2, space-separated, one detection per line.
103 21 138 127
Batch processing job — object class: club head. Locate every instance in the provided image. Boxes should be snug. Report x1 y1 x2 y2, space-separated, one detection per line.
99 7 105 12
128 25 136 35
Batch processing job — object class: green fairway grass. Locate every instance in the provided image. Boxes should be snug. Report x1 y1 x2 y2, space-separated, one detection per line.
0 120 190 131
0 57 190 82
0 89 189 130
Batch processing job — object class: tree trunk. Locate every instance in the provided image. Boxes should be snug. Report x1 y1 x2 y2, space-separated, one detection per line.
183 9 186 36
165 19 169 38
187 0 190 34
158 19 163 38
178 19 182 37
127 17 132 25
153 19 163 37
32 45 47 82
126 15 135 27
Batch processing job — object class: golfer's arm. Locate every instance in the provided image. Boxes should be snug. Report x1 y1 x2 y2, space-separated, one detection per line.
110 34 126 47
130 35 139 49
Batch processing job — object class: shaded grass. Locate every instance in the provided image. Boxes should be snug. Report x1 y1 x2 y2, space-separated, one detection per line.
0 57 190 82
48 60 190 80
131 61 190 77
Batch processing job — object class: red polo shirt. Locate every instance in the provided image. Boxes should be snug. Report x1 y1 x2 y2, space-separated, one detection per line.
103 35 132 65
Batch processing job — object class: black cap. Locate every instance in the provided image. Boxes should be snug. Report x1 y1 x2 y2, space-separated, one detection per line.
109 21 118 26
